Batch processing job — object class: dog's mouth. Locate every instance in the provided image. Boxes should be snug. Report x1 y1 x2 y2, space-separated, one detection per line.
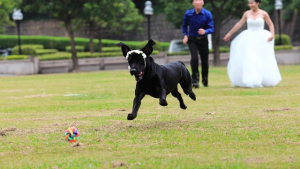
134 71 143 81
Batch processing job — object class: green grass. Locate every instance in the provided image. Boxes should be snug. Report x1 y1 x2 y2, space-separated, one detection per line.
0 65 300 168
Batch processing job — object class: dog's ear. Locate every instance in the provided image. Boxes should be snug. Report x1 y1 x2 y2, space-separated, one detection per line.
141 39 156 56
118 42 131 57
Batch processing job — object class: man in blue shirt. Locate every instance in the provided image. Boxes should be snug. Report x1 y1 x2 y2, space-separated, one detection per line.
182 0 214 88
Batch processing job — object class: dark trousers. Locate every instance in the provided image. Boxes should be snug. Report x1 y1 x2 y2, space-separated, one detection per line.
188 36 209 83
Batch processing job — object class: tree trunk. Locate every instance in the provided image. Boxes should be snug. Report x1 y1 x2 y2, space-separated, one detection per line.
89 21 94 54
212 14 221 66
97 27 102 52
65 20 80 72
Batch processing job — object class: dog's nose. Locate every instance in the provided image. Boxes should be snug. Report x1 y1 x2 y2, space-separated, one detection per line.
130 68 137 75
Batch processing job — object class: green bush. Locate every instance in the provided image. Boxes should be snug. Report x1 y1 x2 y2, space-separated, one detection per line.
275 34 291 45
38 50 160 61
12 46 36 55
5 55 28 60
167 46 230 56
298 46 300 50
66 46 84 52
36 49 58 55
38 52 71 61
21 44 44 49
274 45 294 50
0 57 4 60
0 35 169 52
102 47 120 52
139 40 163 51
167 51 190 56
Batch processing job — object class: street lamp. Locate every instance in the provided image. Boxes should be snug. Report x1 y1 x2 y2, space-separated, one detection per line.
275 0 283 45
12 8 23 54
144 1 153 40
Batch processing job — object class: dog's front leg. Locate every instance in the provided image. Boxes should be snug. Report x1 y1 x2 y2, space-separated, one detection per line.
128 93 145 120
159 86 168 106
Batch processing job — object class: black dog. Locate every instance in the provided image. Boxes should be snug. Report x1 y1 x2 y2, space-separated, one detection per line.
118 39 196 120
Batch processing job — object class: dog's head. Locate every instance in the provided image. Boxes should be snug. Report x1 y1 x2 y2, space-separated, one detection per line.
118 39 156 82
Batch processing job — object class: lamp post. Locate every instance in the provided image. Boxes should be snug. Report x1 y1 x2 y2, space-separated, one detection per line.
144 1 153 40
275 0 283 45
12 8 23 54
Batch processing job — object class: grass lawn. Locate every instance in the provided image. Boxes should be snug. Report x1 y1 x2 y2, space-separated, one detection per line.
0 65 300 168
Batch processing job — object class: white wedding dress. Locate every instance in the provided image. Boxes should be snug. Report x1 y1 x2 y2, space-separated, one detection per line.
227 18 282 88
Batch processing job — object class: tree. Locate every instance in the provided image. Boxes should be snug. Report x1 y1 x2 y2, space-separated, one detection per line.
161 0 248 66
23 0 87 72
77 0 143 53
0 0 22 34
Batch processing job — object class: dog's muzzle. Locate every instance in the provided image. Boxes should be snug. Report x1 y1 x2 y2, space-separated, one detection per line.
130 68 136 75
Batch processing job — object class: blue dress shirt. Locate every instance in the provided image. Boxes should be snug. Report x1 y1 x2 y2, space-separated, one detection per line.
182 8 214 37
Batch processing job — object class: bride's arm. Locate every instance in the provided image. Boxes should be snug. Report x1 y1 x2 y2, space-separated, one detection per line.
223 12 248 41
263 11 275 41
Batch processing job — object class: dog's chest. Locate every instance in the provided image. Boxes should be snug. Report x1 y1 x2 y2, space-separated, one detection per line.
139 82 160 98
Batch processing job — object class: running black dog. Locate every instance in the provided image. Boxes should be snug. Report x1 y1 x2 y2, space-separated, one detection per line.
118 39 196 120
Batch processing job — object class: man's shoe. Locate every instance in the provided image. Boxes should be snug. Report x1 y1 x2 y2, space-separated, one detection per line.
192 82 199 88
202 79 208 87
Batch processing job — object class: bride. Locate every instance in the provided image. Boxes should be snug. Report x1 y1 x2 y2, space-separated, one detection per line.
223 0 281 88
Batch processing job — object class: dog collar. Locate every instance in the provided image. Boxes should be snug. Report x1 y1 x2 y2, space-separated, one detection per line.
126 50 147 66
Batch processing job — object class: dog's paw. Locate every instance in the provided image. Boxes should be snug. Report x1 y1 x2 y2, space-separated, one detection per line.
189 92 196 101
180 103 187 109
159 99 168 106
127 113 136 120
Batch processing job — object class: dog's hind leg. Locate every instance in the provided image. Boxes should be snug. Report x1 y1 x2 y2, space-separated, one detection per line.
171 87 187 109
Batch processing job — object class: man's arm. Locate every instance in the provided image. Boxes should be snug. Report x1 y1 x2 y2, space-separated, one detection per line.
182 11 189 44
182 11 189 36
204 12 214 34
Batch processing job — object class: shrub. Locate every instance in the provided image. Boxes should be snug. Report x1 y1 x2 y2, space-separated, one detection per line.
274 45 294 50
38 50 160 61
5 55 28 60
36 49 59 55
298 46 300 50
0 35 170 52
139 40 163 51
66 46 84 52
275 34 291 45
102 47 120 52
12 46 36 55
0 57 3 61
38 52 71 61
167 51 190 56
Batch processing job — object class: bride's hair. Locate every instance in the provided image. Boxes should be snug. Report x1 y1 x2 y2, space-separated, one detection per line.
248 0 262 3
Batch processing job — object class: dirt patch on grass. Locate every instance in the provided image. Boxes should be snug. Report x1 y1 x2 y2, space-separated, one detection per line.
0 127 17 136
263 108 293 112
243 157 265 164
112 161 127 168
24 94 54 98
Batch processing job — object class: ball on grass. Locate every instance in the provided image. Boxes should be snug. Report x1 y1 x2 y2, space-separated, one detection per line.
64 126 80 143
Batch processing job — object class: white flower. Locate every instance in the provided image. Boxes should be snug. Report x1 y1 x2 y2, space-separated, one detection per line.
125 50 147 67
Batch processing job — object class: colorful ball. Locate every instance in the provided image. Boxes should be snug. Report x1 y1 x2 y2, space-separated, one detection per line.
64 126 80 143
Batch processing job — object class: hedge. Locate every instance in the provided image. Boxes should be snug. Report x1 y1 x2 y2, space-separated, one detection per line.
167 46 230 56
275 34 291 45
0 35 169 52
36 49 59 55
13 46 36 55
66 46 84 52
5 55 28 60
274 45 294 50
38 50 160 61
167 45 292 56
